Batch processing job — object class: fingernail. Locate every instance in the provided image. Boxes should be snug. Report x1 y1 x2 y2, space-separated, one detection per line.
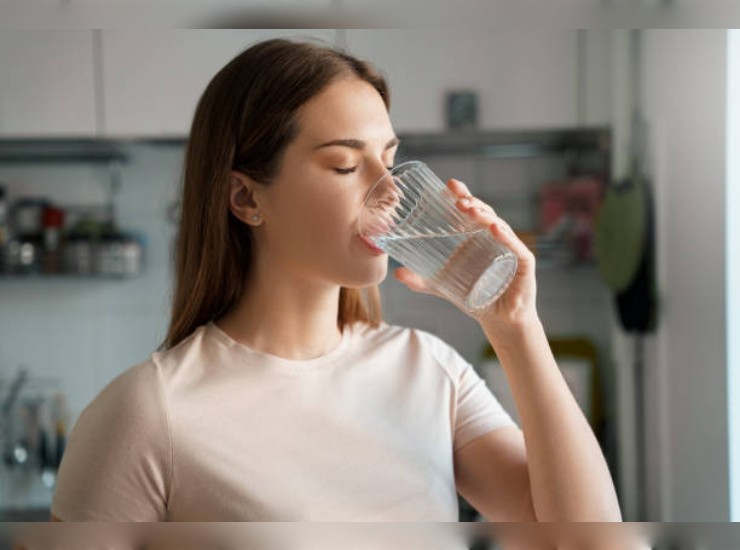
460 197 472 206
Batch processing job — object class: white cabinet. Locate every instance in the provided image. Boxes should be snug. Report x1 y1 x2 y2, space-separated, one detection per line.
0 31 97 137
100 30 337 137
344 29 586 132
0 29 611 138
583 30 612 127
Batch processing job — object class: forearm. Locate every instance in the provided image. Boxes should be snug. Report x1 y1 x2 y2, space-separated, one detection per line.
483 317 622 522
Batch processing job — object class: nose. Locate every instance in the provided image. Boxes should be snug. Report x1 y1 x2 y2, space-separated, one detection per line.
365 169 400 208
358 165 402 237
362 161 393 201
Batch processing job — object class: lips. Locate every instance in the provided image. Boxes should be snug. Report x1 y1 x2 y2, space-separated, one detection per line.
358 234 386 256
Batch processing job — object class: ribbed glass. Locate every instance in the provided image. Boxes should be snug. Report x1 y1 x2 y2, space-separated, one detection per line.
358 160 517 317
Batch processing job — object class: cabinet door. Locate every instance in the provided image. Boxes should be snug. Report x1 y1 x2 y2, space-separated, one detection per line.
344 29 580 132
583 29 612 127
0 31 97 137
101 29 337 137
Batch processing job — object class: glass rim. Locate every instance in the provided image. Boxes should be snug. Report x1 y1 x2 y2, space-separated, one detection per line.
362 159 427 205
387 158 425 175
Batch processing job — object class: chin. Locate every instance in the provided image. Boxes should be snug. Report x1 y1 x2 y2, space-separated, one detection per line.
341 258 388 288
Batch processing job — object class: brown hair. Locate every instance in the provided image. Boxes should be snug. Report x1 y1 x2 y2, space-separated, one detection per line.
161 38 388 351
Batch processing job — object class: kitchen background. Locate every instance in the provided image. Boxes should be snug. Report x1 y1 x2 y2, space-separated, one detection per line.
0 24 737 528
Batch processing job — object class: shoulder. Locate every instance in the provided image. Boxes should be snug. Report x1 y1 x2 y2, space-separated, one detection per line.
151 323 210 372
145 322 221 387
74 358 170 439
54 358 172 521
55 360 172 488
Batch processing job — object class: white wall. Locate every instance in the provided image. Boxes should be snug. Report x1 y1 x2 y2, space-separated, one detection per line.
640 30 730 521
727 29 740 523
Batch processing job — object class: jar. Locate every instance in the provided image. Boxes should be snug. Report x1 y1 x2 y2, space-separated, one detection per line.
120 236 144 277
3 239 39 275
93 235 144 277
11 198 48 239
63 238 93 275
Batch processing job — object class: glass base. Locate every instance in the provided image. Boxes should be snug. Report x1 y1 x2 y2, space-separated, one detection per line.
465 252 518 314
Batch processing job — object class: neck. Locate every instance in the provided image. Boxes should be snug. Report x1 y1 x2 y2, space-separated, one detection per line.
215 261 343 361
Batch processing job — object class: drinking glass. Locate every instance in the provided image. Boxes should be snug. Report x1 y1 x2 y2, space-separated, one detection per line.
358 160 518 317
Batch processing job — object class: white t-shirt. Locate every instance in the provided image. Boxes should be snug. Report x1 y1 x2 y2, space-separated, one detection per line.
51 320 517 521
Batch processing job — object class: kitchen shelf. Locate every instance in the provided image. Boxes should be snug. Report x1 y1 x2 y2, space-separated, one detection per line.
0 273 142 280
0 129 608 164
0 138 133 165
0 507 52 521
396 127 610 160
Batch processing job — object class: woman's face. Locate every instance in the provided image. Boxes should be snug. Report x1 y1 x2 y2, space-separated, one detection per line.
252 76 399 289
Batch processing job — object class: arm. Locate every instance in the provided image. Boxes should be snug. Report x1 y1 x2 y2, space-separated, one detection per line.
50 361 171 522
396 177 622 522
482 317 622 522
452 331 620 523
454 426 537 521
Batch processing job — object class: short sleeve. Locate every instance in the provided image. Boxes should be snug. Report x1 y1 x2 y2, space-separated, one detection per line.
51 360 172 521
453 358 518 451
422 331 518 452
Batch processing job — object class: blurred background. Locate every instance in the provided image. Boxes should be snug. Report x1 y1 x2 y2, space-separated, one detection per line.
0 5 738 529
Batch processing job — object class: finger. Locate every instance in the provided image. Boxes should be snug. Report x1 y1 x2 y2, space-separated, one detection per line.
456 195 497 217
462 207 534 261
447 178 472 199
393 267 436 295
488 217 536 262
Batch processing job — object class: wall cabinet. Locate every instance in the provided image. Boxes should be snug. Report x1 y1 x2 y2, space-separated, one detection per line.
0 31 97 137
0 29 612 137
344 29 585 132
100 30 337 137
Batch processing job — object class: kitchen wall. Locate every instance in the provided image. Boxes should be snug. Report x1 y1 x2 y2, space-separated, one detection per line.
0 144 183 508
0 16 735 530
0 29 620 512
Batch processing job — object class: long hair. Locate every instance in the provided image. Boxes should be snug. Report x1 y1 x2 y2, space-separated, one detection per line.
162 38 388 351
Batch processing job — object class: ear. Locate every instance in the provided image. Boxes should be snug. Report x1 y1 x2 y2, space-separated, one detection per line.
228 170 265 226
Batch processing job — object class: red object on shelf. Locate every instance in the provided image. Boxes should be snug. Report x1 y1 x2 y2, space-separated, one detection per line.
42 205 65 229
539 176 605 262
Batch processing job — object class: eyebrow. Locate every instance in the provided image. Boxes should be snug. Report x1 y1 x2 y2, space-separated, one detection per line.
312 136 401 152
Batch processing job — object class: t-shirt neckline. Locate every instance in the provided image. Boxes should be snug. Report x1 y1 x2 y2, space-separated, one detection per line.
205 320 354 374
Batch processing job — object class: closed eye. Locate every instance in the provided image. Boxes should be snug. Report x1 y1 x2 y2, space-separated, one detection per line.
334 166 394 175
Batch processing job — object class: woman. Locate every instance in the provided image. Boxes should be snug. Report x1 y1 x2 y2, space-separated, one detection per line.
51 37 621 522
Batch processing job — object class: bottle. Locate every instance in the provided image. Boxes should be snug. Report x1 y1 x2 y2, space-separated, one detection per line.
52 393 69 469
0 185 8 274
0 184 8 247
41 205 65 274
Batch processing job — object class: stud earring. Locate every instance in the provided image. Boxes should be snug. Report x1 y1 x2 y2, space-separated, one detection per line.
251 215 261 223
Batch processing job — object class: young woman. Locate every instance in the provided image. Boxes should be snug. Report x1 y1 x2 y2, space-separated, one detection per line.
51 37 621 522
